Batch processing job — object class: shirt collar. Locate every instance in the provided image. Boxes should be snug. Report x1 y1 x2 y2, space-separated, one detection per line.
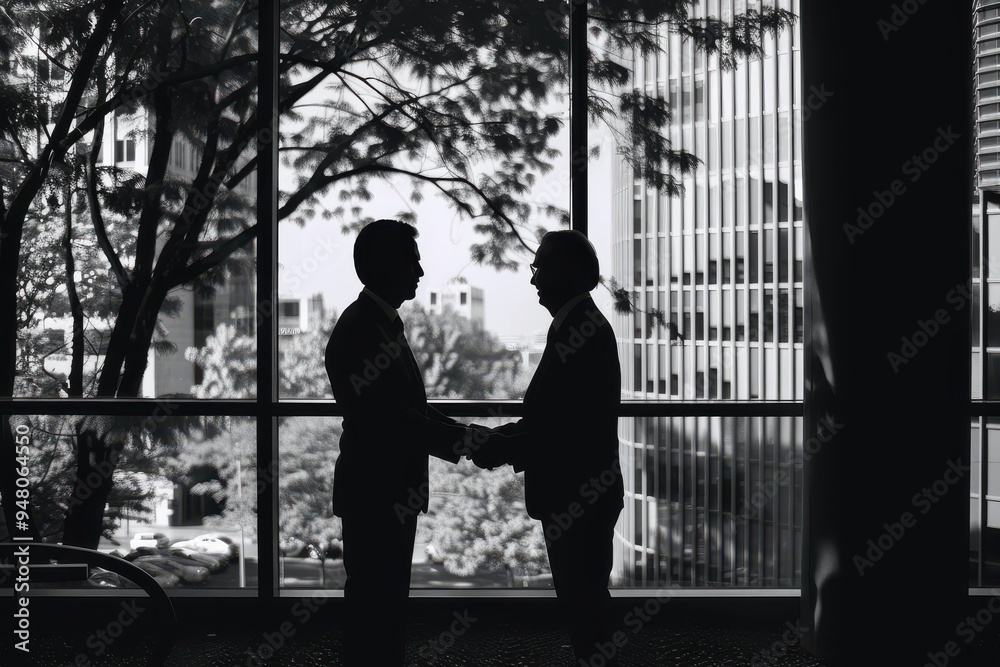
362 287 399 322
552 292 590 332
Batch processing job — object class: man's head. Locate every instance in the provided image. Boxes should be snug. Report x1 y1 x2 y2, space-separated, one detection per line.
353 219 423 307
530 230 600 315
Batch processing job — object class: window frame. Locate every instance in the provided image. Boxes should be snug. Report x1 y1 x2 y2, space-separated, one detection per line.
3 0 805 600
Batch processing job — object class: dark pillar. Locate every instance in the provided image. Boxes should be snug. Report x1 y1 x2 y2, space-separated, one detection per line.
800 2 972 664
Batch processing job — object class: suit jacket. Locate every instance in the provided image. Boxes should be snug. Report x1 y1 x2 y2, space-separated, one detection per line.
496 295 623 521
326 291 464 519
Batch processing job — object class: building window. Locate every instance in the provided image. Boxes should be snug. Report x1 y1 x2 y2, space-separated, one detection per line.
115 139 136 162
1 1 812 598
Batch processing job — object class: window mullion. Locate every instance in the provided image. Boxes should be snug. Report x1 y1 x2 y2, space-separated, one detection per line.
570 1 588 236
258 0 279 603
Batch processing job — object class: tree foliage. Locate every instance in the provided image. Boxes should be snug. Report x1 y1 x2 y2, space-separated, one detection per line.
5 412 192 543
420 453 548 577
400 302 530 399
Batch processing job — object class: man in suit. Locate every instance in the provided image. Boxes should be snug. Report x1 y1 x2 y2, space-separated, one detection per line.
325 219 481 665
472 230 624 666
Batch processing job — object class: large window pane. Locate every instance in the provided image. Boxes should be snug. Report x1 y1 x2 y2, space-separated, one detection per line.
278 3 568 400
275 413 806 591
9 415 255 589
9 2 258 399
618 416 802 588
278 414 548 590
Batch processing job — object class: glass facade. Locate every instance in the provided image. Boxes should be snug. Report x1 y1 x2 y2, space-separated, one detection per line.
973 0 1000 588
611 0 804 586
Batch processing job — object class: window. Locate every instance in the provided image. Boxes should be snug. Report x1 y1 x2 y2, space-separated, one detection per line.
3 1 803 599
114 139 135 162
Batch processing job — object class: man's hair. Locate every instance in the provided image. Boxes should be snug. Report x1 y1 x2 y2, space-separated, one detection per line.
353 219 418 285
539 230 600 291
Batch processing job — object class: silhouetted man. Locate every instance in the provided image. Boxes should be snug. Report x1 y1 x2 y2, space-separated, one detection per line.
326 219 478 665
472 230 624 666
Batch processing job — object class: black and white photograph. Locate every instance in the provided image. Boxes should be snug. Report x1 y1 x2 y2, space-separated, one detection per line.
0 1 992 665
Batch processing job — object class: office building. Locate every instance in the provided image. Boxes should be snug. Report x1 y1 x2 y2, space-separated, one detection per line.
425 279 485 328
610 0 804 586
972 0 1000 582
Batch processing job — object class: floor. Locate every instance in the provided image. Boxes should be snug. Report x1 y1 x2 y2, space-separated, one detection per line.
0 596 820 667
6 596 1000 666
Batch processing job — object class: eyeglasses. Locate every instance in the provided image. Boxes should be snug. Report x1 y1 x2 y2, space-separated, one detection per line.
529 265 538 276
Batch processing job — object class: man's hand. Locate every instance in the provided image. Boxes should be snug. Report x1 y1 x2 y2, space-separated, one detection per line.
456 423 492 460
471 431 509 470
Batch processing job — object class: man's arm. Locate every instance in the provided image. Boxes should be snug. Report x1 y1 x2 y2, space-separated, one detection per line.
494 327 620 473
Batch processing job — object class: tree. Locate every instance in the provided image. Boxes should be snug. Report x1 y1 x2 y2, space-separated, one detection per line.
0 0 259 545
399 302 529 399
4 411 191 544
0 0 794 547
420 454 548 577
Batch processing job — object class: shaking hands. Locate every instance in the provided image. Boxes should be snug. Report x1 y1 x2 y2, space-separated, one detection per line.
462 423 509 470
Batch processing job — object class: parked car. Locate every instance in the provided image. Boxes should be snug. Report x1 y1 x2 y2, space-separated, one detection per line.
170 534 233 558
202 533 240 559
135 556 210 584
129 532 169 551
130 559 181 588
425 543 444 565
167 547 225 572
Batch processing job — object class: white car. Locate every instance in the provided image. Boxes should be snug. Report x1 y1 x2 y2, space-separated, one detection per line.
129 532 169 551
169 534 233 558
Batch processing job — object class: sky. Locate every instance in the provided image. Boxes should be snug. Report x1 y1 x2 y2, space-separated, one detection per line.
276 124 619 339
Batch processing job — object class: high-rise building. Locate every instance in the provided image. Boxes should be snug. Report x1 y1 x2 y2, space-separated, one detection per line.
972 0 1000 581
610 0 804 587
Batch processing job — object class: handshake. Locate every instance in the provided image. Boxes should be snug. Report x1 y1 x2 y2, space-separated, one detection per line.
460 423 510 470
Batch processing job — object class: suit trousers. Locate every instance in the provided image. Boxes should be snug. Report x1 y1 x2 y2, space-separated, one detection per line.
340 507 418 665
543 506 622 666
